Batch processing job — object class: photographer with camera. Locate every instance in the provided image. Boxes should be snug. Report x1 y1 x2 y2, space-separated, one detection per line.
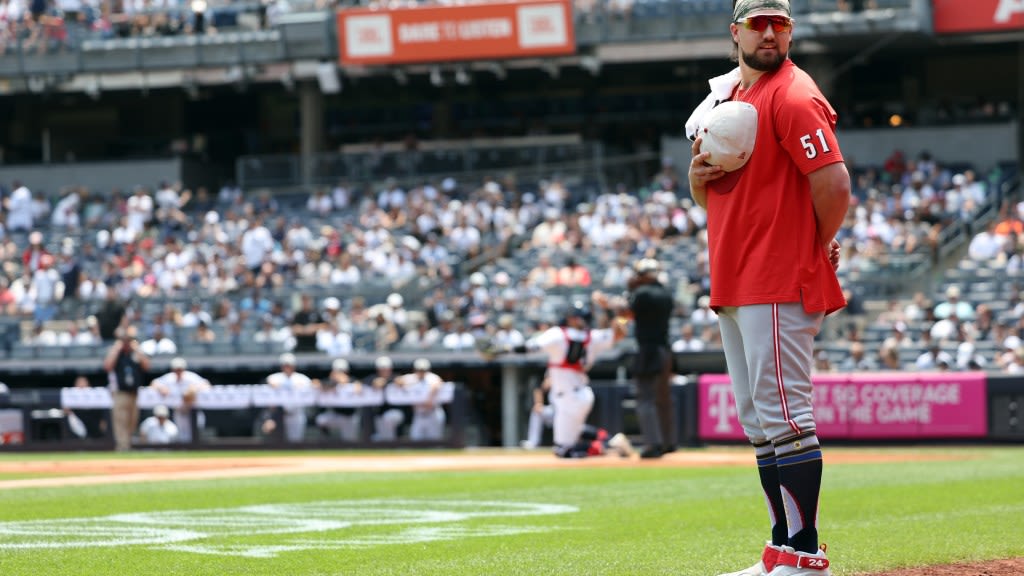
102 325 151 451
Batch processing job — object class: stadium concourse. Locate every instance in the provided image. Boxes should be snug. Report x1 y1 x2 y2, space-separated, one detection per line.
0 148 1018 377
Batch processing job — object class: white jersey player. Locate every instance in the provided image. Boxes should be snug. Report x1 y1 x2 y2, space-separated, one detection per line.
265 353 317 442
149 357 211 442
395 358 447 441
523 301 624 456
315 358 362 442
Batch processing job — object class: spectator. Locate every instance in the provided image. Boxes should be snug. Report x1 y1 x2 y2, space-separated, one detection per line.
254 313 295 351
241 217 274 273
307 188 333 215
526 253 559 288
399 320 442 351
140 326 177 356
671 323 704 352
316 320 353 357
22 230 50 273
994 211 1024 238
840 342 877 371
125 186 153 234
881 322 914 350
30 254 62 324
180 299 213 329
51 189 81 229
1002 346 1024 373
290 294 327 352
556 257 592 287
915 344 953 371
933 285 975 321
689 295 717 328
149 356 211 442
493 314 525 350
955 342 987 371
4 181 34 231
329 252 361 286
903 291 932 323
875 343 901 370
441 318 476 352
0 276 15 316
813 350 836 373
369 308 401 352
968 221 1004 262
385 292 409 329
193 321 217 343
138 405 180 444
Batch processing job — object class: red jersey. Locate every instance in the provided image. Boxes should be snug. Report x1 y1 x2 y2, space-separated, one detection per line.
705 59 846 315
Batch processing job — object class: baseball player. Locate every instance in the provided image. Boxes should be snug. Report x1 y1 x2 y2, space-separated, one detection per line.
491 300 631 458
264 353 318 442
520 376 554 449
138 405 179 444
395 358 446 441
367 356 404 441
149 357 211 443
686 1 849 575
314 358 362 442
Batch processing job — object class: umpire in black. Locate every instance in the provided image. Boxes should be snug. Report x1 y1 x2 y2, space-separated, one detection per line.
628 258 677 458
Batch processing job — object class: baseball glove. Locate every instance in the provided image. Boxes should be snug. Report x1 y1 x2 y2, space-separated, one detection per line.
475 336 504 360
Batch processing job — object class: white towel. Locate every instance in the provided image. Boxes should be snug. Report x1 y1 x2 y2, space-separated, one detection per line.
684 67 742 141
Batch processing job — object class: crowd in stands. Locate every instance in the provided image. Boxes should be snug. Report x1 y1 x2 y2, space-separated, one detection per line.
0 0 324 53
0 0 919 54
823 151 1021 374
0 145 1018 375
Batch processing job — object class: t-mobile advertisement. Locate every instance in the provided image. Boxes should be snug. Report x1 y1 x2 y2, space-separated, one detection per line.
698 372 988 441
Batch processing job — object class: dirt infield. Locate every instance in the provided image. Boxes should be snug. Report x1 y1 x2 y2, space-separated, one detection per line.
0 448 958 490
865 558 1024 576
0 448 1015 575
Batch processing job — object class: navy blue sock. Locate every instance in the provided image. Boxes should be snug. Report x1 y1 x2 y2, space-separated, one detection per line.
774 432 823 554
754 440 788 546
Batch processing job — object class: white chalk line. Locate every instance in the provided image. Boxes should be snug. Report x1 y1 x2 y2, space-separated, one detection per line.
0 499 578 557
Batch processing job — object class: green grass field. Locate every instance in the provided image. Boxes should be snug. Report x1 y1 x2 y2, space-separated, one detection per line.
0 446 1021 575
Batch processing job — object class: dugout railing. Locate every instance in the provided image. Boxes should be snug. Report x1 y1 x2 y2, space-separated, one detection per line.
0 382 469 451
4 349 1022 451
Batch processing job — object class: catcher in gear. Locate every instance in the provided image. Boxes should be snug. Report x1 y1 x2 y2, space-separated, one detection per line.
483 300 631 457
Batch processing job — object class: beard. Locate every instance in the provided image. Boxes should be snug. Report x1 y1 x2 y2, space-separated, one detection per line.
741 45 787 72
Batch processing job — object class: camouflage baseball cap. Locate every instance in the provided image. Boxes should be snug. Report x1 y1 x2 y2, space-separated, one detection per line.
733 0 790 21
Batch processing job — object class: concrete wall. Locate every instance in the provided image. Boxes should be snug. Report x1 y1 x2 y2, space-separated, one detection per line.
664 121 1019 179
0 158 183 195
836 121 1018 171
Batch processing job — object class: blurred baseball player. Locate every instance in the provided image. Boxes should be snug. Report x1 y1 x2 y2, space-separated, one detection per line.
488 300 632 458
395 358 446 441
264 353 318 442
138 405 179 444
687 1 849 575
520 376 554 449
314 358 362 442
149 357 211 443
368 356 404 441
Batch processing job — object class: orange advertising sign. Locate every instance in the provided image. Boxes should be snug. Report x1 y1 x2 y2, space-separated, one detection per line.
337 0 575 66
933 0 1024 34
